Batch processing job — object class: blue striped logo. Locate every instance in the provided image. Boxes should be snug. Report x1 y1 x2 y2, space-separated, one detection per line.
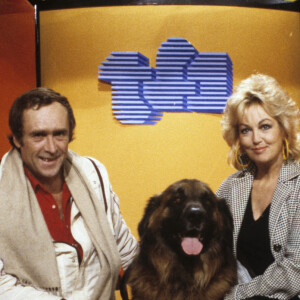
98 37 233 125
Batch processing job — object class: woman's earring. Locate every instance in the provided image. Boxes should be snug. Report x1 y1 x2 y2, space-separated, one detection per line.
282 138 289 161
235 144 249 168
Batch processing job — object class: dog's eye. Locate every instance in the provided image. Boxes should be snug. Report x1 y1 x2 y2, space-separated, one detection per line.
173 196 185 205
167 197 182 206
200 196 215 208
174 198 181 204
167 188 186 206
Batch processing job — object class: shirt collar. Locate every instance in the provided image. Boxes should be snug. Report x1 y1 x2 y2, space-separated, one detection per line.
24 166 71 200
24 167 49 193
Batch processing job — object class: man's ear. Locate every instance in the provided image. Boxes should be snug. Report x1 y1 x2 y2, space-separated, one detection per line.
12 136 21 149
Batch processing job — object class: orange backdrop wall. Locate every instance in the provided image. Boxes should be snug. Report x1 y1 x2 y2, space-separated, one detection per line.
0 2 36 155
39 7 300 298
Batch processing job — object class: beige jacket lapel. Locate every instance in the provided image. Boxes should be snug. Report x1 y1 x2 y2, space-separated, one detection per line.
64 152 120 299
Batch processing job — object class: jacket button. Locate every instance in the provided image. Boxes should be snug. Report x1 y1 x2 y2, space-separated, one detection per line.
273 244 282 252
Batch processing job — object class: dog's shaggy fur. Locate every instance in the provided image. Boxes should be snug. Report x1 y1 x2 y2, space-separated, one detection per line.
122 179 237 300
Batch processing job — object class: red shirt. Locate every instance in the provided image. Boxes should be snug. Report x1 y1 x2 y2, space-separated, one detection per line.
25 168 83 261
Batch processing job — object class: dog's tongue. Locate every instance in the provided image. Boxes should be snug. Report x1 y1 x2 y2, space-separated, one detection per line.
181 237 203 255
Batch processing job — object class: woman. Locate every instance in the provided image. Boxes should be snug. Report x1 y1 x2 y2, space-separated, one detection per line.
216 74 300 299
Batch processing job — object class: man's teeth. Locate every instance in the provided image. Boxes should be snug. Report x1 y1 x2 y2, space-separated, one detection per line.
41 158 53 162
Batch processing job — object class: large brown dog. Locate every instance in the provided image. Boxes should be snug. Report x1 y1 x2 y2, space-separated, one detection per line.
122 179 237 300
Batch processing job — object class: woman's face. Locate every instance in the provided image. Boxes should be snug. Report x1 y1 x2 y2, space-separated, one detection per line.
238 104 285 169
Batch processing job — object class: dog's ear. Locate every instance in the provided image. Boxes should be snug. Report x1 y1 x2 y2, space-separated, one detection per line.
138 195 162 237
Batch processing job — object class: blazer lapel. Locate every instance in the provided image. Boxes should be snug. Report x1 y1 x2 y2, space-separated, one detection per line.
269 161 300 242
268 182 290 241
230 173 253 255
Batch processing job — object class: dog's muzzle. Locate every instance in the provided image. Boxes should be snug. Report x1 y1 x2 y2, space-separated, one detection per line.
180 204 206 256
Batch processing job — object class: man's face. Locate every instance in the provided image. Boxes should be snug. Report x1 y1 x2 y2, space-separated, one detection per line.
14 102 70 187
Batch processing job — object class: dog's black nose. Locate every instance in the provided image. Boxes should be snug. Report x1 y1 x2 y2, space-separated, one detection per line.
185 206 203 224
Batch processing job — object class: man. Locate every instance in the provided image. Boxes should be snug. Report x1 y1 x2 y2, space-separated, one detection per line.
0 88 138 299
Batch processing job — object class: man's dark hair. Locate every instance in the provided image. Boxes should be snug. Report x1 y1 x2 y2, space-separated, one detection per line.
8 87 76 147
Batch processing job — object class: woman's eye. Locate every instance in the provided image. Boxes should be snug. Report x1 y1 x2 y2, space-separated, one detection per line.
240 128 250 134
261 124 271 130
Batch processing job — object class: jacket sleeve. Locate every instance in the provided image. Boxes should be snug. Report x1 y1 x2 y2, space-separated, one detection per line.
0 259 63 300
88 158 139 270
108 186 139 270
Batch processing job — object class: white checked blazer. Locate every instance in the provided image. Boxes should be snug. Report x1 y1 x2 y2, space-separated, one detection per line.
216 160 300 300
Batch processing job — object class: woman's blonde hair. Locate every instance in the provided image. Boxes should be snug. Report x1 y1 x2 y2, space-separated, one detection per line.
221 74 300 170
